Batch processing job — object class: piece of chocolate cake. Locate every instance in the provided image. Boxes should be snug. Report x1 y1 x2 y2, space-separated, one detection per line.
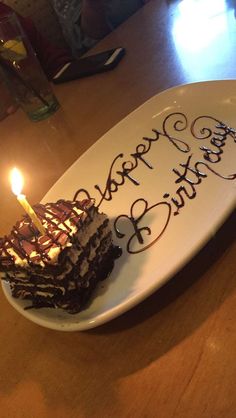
0 199 120 313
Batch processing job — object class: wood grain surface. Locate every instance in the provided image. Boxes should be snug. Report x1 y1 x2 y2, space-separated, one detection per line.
0 1 235 417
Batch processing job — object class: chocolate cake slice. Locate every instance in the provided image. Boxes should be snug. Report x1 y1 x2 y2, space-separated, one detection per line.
0 199 120 313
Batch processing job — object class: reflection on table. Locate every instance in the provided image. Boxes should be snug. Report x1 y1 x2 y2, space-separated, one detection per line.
0 1 235 417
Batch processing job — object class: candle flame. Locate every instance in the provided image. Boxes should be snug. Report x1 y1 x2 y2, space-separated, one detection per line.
10 167 24 196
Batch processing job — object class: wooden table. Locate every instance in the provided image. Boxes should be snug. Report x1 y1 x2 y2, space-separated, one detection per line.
0 1 235 417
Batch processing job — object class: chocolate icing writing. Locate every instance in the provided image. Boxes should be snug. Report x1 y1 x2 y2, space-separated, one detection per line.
191 116 236 163
114 152 235 252
162 112 190 152
171 155 236 216
74 188 92 202
114 198 171 254
72 112 235 255
91 114 190 207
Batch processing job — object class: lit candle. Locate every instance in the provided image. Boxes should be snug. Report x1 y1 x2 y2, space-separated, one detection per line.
10 168 46 236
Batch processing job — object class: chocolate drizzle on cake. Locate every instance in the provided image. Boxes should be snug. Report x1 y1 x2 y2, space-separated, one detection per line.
0 199 121 313
0 199 92 267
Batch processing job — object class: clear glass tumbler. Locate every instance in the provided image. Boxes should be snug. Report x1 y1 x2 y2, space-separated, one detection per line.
0 13 59 121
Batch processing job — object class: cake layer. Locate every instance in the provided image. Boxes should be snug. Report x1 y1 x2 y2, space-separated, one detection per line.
11 241 118 313
0 198 122 313
4 212 110 282
8 229 112 301
0 199 96 272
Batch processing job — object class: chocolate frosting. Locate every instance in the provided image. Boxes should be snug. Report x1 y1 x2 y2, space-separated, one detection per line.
0 199 93 269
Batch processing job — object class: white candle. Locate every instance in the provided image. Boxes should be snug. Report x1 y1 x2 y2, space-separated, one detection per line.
10 168 46 236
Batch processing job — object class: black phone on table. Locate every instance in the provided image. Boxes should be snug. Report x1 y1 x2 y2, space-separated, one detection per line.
52 47 125 84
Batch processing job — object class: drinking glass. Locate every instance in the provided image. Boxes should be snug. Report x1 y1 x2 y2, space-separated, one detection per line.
0 13 59 121
0 75 16 120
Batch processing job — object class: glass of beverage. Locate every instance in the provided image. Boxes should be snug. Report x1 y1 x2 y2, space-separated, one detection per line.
0 12 59 122
0 75 17 120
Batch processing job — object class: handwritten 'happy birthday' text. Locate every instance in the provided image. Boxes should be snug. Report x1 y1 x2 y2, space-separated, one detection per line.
74 113 236 254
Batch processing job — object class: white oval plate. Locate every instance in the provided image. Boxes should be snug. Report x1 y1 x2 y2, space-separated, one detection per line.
2 80 236 331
